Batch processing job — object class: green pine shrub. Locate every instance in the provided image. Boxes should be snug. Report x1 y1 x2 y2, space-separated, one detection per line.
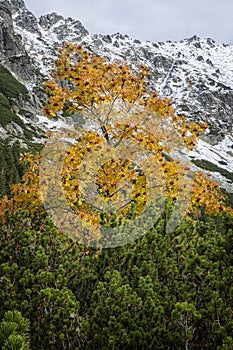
0 310 31 350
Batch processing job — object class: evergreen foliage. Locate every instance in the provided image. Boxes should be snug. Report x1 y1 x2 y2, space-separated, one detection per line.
0 209 232 349
0 64 28 127
0 46 232 350
0 140 26 197
0 65 28 100
0 310 31 350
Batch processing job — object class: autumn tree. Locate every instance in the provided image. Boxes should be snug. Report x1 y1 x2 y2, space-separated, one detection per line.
38 43 232 246
0 42 233 350
0 43 232 247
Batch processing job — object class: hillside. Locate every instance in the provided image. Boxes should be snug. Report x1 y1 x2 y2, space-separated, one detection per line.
0 0 232 197
0 1 233 349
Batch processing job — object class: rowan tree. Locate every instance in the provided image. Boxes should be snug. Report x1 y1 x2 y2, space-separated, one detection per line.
0 43 232 245
42 43 232 239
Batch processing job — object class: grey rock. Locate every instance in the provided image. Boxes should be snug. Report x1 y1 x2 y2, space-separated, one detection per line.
5 0 26 11
102 35 112 44
0 2 22 57
39 13 64 29
6 0 40 34
0 1 40 83
14 10 39 34
39 13 88 41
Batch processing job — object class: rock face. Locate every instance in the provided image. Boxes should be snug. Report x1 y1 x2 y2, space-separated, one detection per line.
0 0 39 82
9 0 39 34
0 1 23 58
0 0 89 150
39 13 64 29
39 13 88 41
80 34 233 139
0 0 88 83
7 2 232 140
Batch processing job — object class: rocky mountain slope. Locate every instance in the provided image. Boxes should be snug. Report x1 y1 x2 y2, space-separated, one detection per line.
0 0 232 193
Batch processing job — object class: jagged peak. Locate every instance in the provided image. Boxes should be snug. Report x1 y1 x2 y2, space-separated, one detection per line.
7 0 25 5
111 32 130 40
2 0 27 13
39 12 64 29
38 12 88 33
181 35 219 47
185 35 201 42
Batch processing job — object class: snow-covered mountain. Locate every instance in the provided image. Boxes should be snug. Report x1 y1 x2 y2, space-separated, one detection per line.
0 0 232 193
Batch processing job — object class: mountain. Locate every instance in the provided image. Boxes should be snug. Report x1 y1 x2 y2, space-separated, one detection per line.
0 0 232 195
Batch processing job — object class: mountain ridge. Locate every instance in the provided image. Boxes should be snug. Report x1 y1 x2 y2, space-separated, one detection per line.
0 0 232 194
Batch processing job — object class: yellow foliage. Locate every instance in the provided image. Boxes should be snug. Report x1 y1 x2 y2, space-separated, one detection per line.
1 43 232 244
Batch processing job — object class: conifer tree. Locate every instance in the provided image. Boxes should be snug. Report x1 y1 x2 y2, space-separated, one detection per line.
0 310 31 350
